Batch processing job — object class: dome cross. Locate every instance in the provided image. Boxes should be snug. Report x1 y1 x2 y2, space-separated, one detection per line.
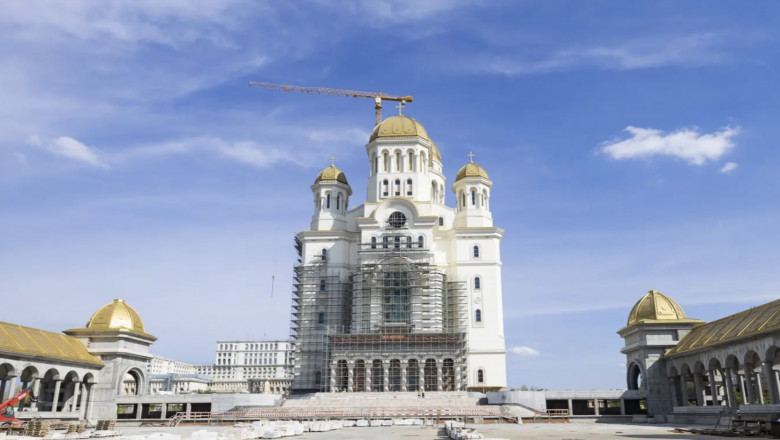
330 156 336 166
467 151 475 163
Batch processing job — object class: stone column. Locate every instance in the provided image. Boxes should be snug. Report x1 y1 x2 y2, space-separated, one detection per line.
669 377 679 406
400 362 407 392
419 366 425 392
136 403 142 420
347 363 354 393
50 379 61 413
680 376 689 406
0 379 6 401
6 376 18 402
329 364 336 392
723 369 736 409
454 365 462 391
186 402 192 417
365 366 372 392
744 372 755 405
383 365 389 392
766 363 780 404
436 365 443 391
567 399 573 415
85 384 95 421
32 378 41 402
708 370 719 406
78 383 88 420
693 373 705 406
755 371 764 404
593 398 600 416
70 381 80 412
619 399 625 415
160 403 167 420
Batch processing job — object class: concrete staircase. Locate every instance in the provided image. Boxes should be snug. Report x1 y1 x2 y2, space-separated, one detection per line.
280 391 485 411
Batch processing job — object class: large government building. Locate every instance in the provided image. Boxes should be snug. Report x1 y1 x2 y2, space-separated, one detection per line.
290 114 507 393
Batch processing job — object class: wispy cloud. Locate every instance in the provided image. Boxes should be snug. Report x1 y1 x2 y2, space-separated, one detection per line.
27 135 109 168
600 126 739 165
509 346 541 358
454 33 727 76
720 162 738 174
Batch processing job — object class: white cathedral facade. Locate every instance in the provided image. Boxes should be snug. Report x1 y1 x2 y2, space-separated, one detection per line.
290 115 506 393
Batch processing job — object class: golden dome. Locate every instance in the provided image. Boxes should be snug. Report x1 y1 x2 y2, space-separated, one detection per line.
627 290 688 326
369 115 442 162
314 164 349 185
455 161 489 181
86 299 146 334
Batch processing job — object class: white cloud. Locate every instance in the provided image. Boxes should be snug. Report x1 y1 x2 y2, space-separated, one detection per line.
27 135 109 168
600 126 739 165
509 346 540 358
459 33 727 76
720 162 738 174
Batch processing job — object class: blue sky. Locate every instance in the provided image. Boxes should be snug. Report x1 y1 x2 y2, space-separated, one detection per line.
2 1 779 390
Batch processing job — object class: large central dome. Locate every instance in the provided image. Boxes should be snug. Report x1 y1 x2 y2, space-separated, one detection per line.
86 299 147 334
369 115 441 161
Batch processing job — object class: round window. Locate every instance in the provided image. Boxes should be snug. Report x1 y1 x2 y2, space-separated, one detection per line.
388 211 407 228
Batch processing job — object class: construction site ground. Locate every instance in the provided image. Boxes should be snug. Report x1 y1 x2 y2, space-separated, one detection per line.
117 423 738 439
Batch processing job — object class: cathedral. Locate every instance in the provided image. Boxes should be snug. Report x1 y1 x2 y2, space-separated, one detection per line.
290 114 507 393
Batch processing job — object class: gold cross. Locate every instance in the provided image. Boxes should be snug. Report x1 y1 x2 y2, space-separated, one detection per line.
330 156 336 166
467 151 475 163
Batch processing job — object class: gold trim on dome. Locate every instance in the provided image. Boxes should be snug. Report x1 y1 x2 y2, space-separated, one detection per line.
0 321 103 366
85 299 147 334
314 164 349 185
369 115 442 162
626 290 692 326
455 162 489 181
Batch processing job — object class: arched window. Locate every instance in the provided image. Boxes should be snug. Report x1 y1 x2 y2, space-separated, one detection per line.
371 237 377 249
396 151 402 171
383 151 390 171
382 236 389 249
394 236 400 249
326 193 331 209
438 217 444 226
394 179 401 196
460 192 466 209
474 277 481 290
407 179 413 196
473 245 480 259
374 156 379 174
475 309 482 322
382 180 389 197
320 279 326 292
336 193 341 210
370 153 376 175
321 248 327 260
418 235 424 248
408 151 414 171
477 369 484 383
406 236 412 248
471 189 476 205
318 312 325 324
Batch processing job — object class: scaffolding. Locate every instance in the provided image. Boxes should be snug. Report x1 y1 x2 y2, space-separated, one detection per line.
290 232 468 393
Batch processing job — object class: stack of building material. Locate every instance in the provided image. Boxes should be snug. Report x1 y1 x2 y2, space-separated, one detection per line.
95 420 116 431
22 419 49 437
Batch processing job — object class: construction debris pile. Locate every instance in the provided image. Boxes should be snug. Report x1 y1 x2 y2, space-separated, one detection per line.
444 421 509 440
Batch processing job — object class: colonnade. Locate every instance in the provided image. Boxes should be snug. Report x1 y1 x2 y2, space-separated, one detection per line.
328 358 462 392
670 353 780 408
0 368 96 420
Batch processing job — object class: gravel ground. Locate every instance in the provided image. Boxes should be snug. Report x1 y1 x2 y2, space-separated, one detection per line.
116 423 736 439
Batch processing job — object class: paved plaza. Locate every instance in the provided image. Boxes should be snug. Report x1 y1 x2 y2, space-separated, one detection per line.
117 423 733 440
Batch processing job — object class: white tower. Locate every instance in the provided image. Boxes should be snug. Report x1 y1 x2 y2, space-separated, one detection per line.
310 161 352 231
451 155 506 389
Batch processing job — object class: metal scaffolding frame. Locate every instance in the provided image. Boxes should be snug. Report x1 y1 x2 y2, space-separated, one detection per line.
290 232 468 393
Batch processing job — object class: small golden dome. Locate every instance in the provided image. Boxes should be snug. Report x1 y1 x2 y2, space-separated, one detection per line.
86 299 146 334
369 115 441 162
627 290 688 326
314 164 349 185
455 161 489 181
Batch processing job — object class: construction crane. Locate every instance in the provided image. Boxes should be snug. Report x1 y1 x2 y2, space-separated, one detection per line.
248 81 413 125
